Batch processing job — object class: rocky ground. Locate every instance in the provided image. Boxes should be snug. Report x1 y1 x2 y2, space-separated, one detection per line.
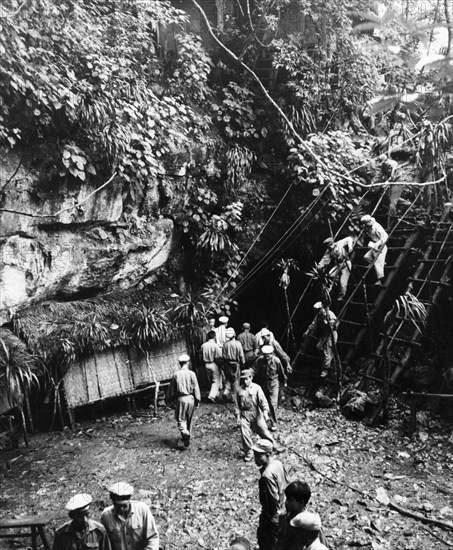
1 399 453 550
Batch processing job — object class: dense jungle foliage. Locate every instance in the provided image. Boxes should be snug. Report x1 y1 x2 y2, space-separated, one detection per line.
1 0 453 311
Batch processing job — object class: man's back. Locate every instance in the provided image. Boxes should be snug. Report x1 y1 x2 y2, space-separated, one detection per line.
259 458 287 520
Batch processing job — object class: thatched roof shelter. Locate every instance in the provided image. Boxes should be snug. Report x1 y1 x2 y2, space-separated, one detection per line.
12 287 184 380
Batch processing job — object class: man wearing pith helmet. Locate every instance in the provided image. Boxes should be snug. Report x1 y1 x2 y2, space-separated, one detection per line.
101 482 159 550
253 439 287 550
289 511 328 549
53 493 110 550
360 214 388 286
169 353 201 447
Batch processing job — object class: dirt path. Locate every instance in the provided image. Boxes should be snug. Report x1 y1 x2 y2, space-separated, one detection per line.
1 403 453 549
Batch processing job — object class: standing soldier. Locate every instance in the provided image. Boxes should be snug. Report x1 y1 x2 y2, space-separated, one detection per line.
360 215 389 286
169 354 201 447
303 302 338 378
222 328 245 419
53 494 110 550
317 235 355 300
260 331 292 376
237 369 273 462
101 482 159 550
256 322 275 347
201 330 222 403
237 322 258 368
216 316 229 348
252 345 286 431
253 439 287 550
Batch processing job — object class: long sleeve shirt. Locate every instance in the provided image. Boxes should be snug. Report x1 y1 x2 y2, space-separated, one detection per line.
259 458 287 522
271 339 290 369
237 331 257 356
252 356 286 384
308 309 338 341
237 382 270 420
101 502 159 550
222 339 245 365
170 367 201 401
366 221 388 249
53 519 111 550
317 236 354 269
201 340 222 363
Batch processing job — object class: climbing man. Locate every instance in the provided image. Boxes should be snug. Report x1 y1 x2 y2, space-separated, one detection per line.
237 322 258 368
201 330 222 402
252 345 286 431
53 494 110 550
303 302 338 378
169 353 201 447
101 482 159 550
317 235 355 300
237 369 273 462
360 215 389 286
253 439 287 550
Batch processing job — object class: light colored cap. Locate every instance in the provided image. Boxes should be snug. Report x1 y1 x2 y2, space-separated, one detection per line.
65 493 92 512
225 327 236 337
242 322 251 329
323 237 334 245
260 328 270 336
261 345 274 355
219 316 229 323
313 302 323 309
290 511 322 531
360 214 373 223
240 369 253 379
252 439 274 454
178 353 190 363
109 482 134 498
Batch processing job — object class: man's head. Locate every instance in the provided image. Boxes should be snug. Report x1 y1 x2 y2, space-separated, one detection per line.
208 318 216 328
240 369 253 388
226 327 236 340
109 482 134 517
207 330 216 341
323 237 335 249
252 439 273 467
242 322 251 332
313 302 325 313
260 328 271 343
178 353 190 367
66 494 92 528
285 481 311 517
261 345 274 361
289 511 322 545
360 214 374 227
229 536 252 550
219 316 229 325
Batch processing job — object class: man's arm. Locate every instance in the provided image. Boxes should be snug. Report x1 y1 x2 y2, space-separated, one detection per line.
260 475 281 520
256 386 270 418
142 507 159 550
317 250 332 270
99 526 112 550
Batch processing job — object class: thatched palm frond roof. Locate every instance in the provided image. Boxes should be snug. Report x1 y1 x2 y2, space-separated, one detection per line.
12 287 183 378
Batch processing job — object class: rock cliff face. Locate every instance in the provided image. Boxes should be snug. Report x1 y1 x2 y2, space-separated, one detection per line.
0 147 193 324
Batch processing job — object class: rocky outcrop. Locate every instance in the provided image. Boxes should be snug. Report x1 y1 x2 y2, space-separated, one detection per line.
0 148 189 324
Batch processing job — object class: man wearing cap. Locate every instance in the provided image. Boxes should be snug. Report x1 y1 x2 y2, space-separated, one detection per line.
101 482 159 550
200 330 222 402
237 323 258 368
252 439 287 550
215 316 229 348
289 512 328 549
169 354 201 446
255 322 275 348
317 235 355 300
53 494 110 550
303 303 338 378
360 215 388 286
202 316 216 342
237 369 273 462
259 333 291 376
251 346 286 431
222 328 245 412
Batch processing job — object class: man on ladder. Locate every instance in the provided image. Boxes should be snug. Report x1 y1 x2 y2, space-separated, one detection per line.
317 235 355 301
360 215 389 286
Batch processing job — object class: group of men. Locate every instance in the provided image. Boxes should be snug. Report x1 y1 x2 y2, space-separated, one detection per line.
53 482 158 550
54 445 328 550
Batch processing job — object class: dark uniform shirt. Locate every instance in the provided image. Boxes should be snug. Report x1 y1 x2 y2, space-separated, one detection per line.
52 519 110 550
259 458 287 522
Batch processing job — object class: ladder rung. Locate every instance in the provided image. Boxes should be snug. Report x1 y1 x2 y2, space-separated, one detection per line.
340 320 367 326
337 340 356 346
371 353 400 363
409 277 450 286
379 335 422 347
419 258 451 263
427 239 453 244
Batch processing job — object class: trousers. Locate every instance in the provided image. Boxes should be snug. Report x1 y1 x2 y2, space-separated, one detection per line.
364 244 387 280
240 414 273 454
205 362 222 399
175 395 195 436
257 513 279 550
261 379 279 426
328 260 351 299
223 361 239 412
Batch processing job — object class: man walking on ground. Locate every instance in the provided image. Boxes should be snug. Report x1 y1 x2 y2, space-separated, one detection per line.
260 331 292 376
252 345 286 431
360 215 389 286
101 482 159 550
237 323 258 368
317 235 355 300
255 322 275 347
237 369 274 462
215 315 229 348
169 353 201 447
222 327 245 409
303 302 338 378
201 330 222 402
253 439 287 550
53 494 110 550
